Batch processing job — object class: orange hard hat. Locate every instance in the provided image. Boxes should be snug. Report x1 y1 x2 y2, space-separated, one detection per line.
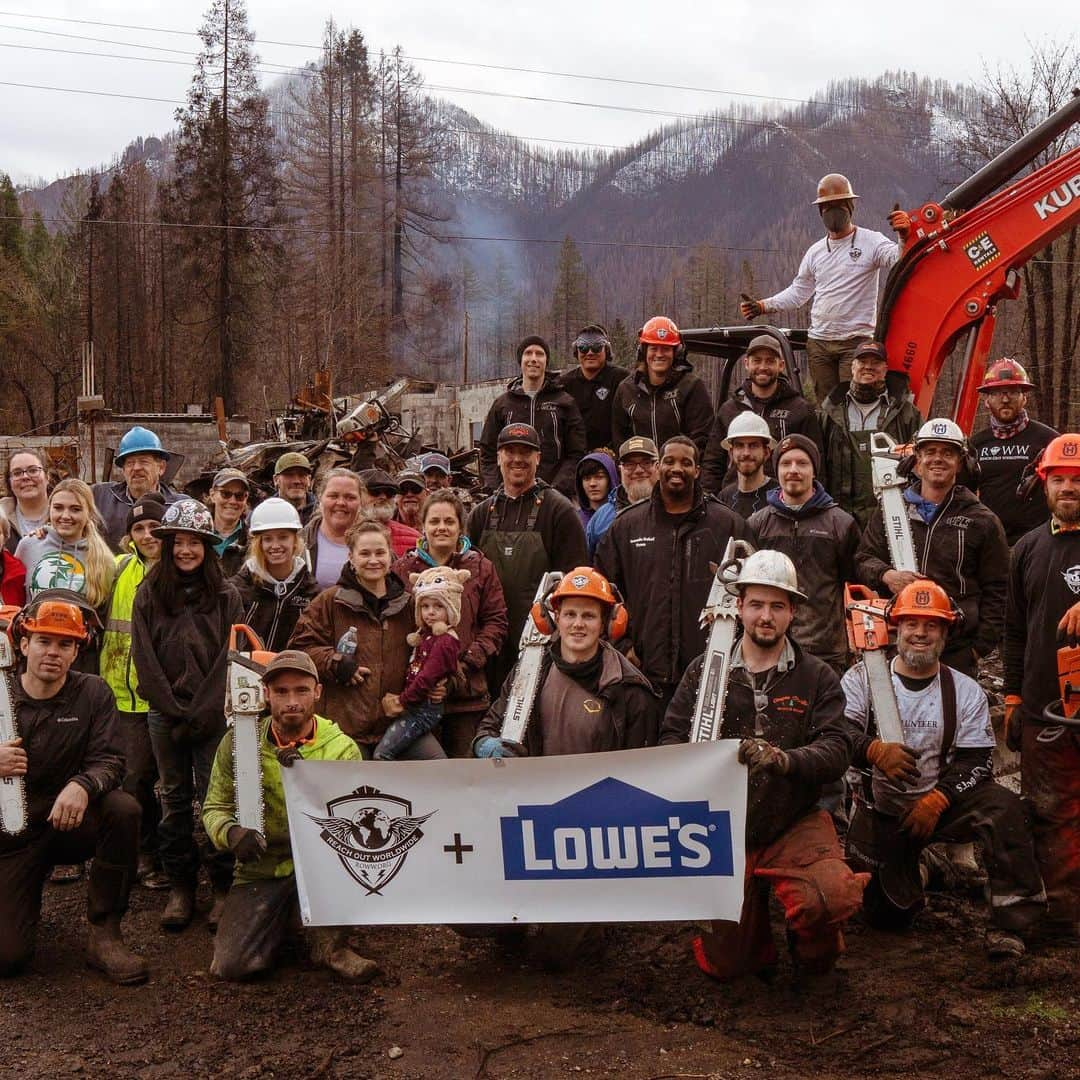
19 600 89 641
638 316 681 348
1037 433 1080 478
551 568 618 608
887 580 956 624
978 358 1034 393
812 173 860 205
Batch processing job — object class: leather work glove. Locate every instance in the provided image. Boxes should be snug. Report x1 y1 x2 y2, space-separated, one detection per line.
899 789 950 841
1058 602 1080 643
739 294 765 319
473 735 527 760
226 825 268 863
866 739 920 784
888 203 911 240
1004 695 1023 753
737 737 790 775
334 655 359 685
276 745 303 768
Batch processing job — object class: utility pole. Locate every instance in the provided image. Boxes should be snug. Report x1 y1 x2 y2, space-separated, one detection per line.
462 309 470 384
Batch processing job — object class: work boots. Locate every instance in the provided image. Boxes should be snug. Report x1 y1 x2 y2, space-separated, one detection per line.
207 890 229 933
160 884 196 930
86 917 149 985
308 929 380 982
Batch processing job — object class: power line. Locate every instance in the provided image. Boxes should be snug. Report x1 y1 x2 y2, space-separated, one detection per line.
0 213 784 255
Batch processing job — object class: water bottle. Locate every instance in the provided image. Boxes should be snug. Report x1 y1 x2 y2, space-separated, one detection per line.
336 627 358 656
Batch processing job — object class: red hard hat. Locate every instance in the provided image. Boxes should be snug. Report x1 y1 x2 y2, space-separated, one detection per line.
638 316 681 348
978 358 1034 393
1037 433 1080 478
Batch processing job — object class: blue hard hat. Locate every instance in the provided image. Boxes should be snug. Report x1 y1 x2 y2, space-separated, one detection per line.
115 426 169 464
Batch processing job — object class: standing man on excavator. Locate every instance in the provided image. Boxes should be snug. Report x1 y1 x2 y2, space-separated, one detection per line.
740 175 909 402
969 359 1058 546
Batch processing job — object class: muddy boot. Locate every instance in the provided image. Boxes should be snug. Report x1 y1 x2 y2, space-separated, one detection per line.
86 917 149 985
160 884 196 930
207 890 229 933
308 929 379 982
944 842 987 888
986 929 1025 961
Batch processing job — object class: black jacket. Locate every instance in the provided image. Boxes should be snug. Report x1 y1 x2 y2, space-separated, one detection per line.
718 478 778 519
748 484 860 665
559 362 631 452
229 560 321 652
595 483 755 688
855 481 1009 658
610 359 714 458
660 641 852 846
4 671 123 850
702 378 824 493
969 419 1058 546
478 374 586 496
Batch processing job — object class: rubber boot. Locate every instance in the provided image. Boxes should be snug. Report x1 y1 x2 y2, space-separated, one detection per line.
86 917 149 985
207 889 229 933
308 929 379 983
160 884 196 930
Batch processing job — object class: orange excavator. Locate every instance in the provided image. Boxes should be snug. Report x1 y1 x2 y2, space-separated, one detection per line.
682 88 1080 431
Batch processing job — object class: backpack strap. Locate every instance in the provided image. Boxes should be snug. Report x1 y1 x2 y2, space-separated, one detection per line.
938 663 958 755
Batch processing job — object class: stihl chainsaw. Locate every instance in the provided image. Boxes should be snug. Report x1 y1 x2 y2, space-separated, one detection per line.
870 431 918 573
500 571 565 745
690 539 755 743
0 608 26 836
226 625 275 834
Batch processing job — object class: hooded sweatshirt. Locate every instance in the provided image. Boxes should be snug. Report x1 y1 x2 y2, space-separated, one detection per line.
611 357 714 458
230 556 321 652
748 482 860 666
14 528 104 600
576 453 620 561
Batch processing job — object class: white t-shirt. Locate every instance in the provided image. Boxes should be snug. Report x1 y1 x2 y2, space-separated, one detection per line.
841 660 995 816
315 532 349 591
763 228 899 341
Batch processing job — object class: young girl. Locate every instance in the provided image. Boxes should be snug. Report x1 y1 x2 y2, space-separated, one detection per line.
131 498 242 932
376 566 470 760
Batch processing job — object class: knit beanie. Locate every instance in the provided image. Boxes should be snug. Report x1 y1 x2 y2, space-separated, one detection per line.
772 434 821 476
407 566 471 645
516 335 551 365
125 491 167 534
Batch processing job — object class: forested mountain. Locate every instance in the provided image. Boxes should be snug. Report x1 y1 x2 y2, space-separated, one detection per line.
2 2 1075 434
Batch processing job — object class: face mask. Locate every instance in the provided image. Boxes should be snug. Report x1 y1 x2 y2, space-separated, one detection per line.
822 206 851 233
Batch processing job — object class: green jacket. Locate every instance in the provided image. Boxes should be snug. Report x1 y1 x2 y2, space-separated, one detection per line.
99 547 151 713
203 714 361 884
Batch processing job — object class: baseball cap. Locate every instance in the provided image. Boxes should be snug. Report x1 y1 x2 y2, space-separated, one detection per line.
359 468 400 494
497 423 542 450
211 467 251 490
618 436 659 461
854 341 888 363
397 470 425 492
417 452 451 475
746 334 783 357
274 452 313 476
261 650 319 682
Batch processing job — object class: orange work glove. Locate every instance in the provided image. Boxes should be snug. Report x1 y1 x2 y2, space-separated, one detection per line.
899 789 950 841
866 739 920 784
888 203 911 240
739 294 766 319
1004 695 1023 753
1059 602 1080 642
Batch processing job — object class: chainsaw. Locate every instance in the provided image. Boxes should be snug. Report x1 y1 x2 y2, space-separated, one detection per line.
0 610 26 836
1041 643 1080 727
690 539 755 743
845 584 904 745
870 431 918 573
226 625 275 834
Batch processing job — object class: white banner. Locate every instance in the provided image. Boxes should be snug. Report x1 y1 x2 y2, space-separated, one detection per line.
282 742 747 926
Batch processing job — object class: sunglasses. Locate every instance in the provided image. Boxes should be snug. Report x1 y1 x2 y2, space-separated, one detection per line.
575 340 608 354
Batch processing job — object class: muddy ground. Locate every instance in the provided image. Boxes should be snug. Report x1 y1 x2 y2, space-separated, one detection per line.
1 873 1075 1080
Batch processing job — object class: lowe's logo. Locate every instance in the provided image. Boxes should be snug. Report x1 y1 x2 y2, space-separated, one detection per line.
500 777 734 880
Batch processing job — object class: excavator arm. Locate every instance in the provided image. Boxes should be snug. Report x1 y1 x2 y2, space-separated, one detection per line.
879 89 1080 431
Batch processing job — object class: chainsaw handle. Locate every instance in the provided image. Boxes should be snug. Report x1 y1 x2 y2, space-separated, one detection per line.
719 539 756 583
229 624 266 654
844 583 876 605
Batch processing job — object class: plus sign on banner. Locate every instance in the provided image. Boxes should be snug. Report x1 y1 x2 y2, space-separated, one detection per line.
282 743 748 926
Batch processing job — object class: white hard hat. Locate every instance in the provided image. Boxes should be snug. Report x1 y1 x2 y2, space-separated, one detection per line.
249 497 303 534
914 418 966 451
726 549 806 601
721 411 776 451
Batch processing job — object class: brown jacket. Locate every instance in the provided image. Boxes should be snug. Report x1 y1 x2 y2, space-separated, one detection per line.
287 569 413 745
392 545 509 716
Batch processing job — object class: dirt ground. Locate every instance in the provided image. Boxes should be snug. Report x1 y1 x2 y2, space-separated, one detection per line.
1 873 1075 1080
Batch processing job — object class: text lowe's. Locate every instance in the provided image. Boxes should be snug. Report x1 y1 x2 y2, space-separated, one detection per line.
500 777 734 881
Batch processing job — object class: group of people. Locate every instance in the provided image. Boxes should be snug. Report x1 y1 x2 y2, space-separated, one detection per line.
0 171 1076 990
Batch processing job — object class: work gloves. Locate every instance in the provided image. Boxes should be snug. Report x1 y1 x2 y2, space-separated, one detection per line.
275 745 303 768
227 825 268 863
899 789 950 841
888 204 911 240
739 294 765 319
334 655 359 686
866 739 920 784
737 737 790 775
1004 695 1023 753
474 735 527 760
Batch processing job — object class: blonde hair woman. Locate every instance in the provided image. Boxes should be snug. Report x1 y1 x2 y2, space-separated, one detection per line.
14 478 115 608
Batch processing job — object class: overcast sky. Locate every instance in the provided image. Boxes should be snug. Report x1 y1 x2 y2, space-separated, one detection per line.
2 1 1078 184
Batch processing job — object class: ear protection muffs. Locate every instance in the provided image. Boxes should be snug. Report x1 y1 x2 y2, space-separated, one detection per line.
530 581 629 643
